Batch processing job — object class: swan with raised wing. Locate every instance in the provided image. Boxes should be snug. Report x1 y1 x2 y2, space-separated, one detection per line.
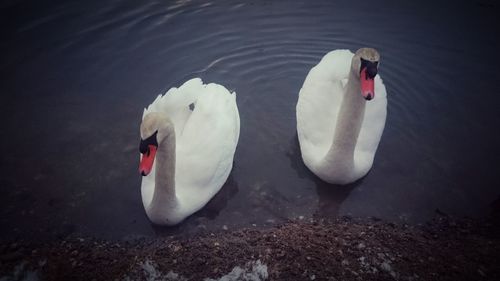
139 78 240 225
296 48 387 184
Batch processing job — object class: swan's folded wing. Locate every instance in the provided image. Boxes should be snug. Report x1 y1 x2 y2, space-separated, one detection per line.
175 83 239 199
296 49 353 163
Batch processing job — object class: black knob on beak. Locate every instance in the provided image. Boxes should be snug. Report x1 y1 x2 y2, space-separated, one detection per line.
367 65 377 79
360 58 378 79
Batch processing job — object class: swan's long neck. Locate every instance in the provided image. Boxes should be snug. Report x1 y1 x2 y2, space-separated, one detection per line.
146 123 178 223
324 69 366 176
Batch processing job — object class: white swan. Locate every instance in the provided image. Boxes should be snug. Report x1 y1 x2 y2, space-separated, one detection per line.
138 78 240 225
296 48 387 184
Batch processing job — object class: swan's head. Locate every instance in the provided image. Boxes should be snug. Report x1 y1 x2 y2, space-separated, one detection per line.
139 112 172 176
352 48 380 101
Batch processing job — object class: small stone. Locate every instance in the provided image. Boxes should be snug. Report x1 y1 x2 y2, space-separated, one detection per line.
478 269 486 277
357 243 366 249
380 261 392 272
299 216 304 220
310 274 316 280
222 225 228 231
341 259 349 266
359 256 366 264
214 242 220 246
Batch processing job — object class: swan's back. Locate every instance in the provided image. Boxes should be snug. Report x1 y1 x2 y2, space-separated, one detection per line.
142 78 239 210
297 50 387 176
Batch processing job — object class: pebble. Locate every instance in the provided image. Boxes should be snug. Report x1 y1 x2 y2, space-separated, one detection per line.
380 261 392 272
478 269 486 277
222 225 228 231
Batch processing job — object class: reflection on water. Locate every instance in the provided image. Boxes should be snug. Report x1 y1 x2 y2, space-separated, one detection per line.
1 0 499 241
286 135 357 219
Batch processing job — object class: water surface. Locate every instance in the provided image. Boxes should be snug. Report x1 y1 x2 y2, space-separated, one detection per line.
1 0 499 241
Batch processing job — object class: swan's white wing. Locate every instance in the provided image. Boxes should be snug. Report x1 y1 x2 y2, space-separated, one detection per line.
175 82 240 208
296 49 353 166
143 78 204 137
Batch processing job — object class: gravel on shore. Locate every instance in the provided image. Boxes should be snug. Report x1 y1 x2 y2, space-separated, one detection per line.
1 213 499 281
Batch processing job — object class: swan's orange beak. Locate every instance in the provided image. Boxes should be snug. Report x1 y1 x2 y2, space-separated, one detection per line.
360 67 375 101
139 145 157 176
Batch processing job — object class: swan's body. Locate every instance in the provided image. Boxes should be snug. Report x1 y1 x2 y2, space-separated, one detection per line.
139 78 240 225
296 49 387 184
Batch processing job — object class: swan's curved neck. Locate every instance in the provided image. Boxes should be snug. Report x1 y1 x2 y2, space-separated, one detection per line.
324 69 366 173
146 122 178 221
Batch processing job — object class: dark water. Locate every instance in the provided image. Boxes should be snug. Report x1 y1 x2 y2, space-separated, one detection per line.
1 0 499 241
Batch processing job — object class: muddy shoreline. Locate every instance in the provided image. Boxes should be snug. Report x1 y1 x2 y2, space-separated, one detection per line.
1 213 499 281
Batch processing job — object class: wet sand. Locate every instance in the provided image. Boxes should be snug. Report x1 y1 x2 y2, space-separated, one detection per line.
1 212 499 281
